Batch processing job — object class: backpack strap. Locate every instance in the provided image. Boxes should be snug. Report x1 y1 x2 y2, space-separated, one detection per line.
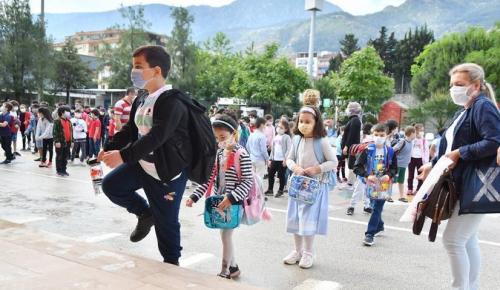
313 138 325 164
292 135 302 162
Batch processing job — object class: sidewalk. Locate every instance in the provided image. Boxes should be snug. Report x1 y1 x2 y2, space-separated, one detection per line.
0 220 262 290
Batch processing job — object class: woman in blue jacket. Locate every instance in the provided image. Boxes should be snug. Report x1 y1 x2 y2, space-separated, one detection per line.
419 63 499 290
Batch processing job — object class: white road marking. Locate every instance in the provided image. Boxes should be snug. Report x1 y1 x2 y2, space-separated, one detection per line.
83 233 123 243
294 279 342 290
0 216 47 224
180 253 215 268
0 167 90 184
266 207 500 248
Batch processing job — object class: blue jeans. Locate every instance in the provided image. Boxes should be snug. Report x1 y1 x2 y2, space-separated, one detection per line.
102 162 188 264
365 199 386 237
89 139 101 158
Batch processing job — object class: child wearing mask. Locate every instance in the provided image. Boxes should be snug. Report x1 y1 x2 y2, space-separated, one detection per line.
407 123 429 195
187 112 253 279
71 109 88 163
246 117 269 180
35 108 54 168
392 126 416 203
264 114 275 154
9 100 21 157
19 104 32 151
354 124 397 246
0 102 14 164
53 106 73 176
284 105 337 269
88 109 102 158
107 109 116 145
266 119 292 198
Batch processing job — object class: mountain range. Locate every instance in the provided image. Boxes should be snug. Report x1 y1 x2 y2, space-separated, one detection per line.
43 0 500 53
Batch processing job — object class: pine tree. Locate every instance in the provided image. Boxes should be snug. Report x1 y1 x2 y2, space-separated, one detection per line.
339 34 360 58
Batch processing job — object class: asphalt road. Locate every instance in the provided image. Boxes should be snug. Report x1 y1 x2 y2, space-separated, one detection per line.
1 153 499 290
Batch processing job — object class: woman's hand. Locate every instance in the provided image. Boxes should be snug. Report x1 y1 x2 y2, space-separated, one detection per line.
417 163 433 181
292 165 305 176
496 147 500 166
445 149 461 169
304 166 321 176
55 142 61 149
218 196 232 211
185 198 194 207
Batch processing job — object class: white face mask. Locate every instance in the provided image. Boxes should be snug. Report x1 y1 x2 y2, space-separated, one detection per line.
20 108 26 113
276 128 285 135
450 85 472 106
374 136 386 146
218 135 235 150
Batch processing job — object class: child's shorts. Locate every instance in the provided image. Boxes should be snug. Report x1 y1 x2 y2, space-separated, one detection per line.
11 132 17 142
396 167 406 184
36 139 43 149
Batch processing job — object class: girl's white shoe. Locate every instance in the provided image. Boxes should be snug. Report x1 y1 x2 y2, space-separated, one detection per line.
283 250 302 265
298 251 314 269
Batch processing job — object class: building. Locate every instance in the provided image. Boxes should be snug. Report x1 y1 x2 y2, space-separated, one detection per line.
378 100 409 126
293 51 337 78
54 29 167 57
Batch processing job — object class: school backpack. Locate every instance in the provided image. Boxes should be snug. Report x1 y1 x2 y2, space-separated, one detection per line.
233 148 270 225
349 142 373 157
168 89 217 184
292 136 337 191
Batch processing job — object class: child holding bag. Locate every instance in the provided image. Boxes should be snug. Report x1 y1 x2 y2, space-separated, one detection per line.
186 111 253 279
284 105 338 269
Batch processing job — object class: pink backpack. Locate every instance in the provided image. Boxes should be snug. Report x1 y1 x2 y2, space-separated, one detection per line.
234 149 272 225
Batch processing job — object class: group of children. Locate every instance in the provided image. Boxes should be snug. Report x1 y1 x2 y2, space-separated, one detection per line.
0 99 123 176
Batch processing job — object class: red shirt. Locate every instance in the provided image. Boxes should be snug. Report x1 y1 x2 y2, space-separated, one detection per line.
88 118 101 140
61 119 72 142
114 98 132 128
108 119 116 137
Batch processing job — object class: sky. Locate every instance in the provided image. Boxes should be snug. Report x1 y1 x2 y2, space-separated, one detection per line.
29 0 406 15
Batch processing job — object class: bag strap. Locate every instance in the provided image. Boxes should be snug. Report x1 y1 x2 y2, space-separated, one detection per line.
313 138 325 164
205 155 219 198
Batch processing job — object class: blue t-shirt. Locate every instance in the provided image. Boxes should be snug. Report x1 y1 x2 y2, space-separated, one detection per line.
0 112 12 136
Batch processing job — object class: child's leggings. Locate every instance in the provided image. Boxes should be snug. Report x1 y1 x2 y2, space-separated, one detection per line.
220 229 236 273
294 234 315 253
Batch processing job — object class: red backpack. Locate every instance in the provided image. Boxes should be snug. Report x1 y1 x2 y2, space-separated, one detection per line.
349 142 373 157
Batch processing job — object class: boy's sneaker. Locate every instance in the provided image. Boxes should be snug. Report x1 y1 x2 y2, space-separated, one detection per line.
14 152 21 156
38 162 47 168
363 207 373 214
346 207 354 216
283 250 302 265
363 235 375 246
63 172 70 177
56 172 65 177
47 162 52 168
1 159 11 164
387 197 394 203
264 190 274 196
217 271 231 279
34 157 41 162
298 251 314 269
375 229 385 237
229 265 241 279
407 190 414 196
275 190 284 198
130 210 154 243
398 197 408 203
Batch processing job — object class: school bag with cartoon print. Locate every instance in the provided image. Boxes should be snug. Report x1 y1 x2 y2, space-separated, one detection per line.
364 143 394 200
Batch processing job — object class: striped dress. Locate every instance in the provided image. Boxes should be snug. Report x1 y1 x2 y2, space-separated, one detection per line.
191 144 253 204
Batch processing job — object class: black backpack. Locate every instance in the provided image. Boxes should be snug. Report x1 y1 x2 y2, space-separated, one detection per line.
169 89 217 185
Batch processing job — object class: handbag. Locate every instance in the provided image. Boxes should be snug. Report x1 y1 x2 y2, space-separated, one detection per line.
202 154 241 229
366 178 393 200
204 195 241 229
288 175 321 205
413 170 458 242
459 157 500 214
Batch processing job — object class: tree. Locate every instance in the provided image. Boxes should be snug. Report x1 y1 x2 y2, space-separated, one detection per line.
368 26 398 75
394 25 434 93
97 5 152 89
339 33 360 58
196 32 237 103
325 53 343 75
230 43 310 111
330 46 394 116
167 7 198 94
53 40 92 104
313 75 336 114
0 0 45 99
411 26 494 100
407 91 459 131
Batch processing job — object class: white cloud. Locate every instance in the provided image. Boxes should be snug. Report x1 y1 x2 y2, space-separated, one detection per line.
30 0 406 15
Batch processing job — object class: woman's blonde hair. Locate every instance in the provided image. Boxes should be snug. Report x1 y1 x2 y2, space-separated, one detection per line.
303 89 321 107
449 63 496 105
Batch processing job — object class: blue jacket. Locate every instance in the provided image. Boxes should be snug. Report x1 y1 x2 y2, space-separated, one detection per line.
437 95 500 202
0 112 13 137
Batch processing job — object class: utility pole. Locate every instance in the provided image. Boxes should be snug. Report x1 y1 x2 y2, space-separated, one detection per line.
41 0 45 32
305 0 323 79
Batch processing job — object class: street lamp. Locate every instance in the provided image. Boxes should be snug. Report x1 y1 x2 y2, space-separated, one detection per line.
305 0 323 79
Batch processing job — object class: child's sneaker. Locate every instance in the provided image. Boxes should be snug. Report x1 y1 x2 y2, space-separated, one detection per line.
229 265 241 279
275 190 284 198
363 207 373 214
375 229 385 237
363 235 374 246
38 162 47 168
398 197 408 203
407 190 414 196
346 207 354 215
47 161 52 168
264 190 274 196
298 251 314 269
217 271 231 279
283 250 302 265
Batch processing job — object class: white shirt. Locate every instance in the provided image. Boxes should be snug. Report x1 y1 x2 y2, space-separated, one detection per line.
445 111 467 154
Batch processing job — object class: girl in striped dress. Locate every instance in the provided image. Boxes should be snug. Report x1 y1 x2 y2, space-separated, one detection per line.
186 111 253 279
284 105 338 269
